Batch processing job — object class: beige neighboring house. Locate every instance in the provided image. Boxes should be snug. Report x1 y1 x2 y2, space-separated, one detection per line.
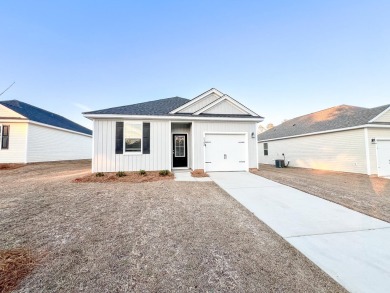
258 104 390 177
0 100 92 163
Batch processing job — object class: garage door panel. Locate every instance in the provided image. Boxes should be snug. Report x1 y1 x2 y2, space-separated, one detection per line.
377 141 390 177
204 134 247 172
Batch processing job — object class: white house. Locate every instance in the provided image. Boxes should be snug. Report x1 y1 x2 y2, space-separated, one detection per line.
83 88 263 173
0 100 92 163
258 104 390 177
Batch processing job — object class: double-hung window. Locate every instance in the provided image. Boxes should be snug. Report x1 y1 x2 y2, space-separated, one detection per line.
124 122 142 154
0 125 10 150
263 142 268 156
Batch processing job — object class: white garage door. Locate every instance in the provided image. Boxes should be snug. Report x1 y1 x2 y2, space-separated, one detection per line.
204 133 247 172
377 140 390 177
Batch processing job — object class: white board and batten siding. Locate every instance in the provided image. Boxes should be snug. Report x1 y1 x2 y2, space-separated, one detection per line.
26 123 92 162
193 121 258 170
258 129 368 174
0 122 28 163
93 119 171 172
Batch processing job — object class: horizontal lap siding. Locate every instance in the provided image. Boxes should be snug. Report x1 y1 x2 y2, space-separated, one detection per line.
93 120 170 172
26 123 92 162
258 129 367 174
0 122 28 163
367 128 390 175
192 121 257 170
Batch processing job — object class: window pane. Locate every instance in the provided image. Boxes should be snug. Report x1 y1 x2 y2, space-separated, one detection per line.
125 124 141 139
2 137 9 149
175 146 184 157
3 126 9 136
125 138 141 152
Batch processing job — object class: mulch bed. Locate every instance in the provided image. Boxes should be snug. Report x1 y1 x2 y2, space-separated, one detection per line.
0 164 25 171
73 171 174 183
191 169 209 178
0 248 39 293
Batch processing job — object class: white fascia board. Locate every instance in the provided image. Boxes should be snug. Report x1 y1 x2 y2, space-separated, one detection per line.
0 118 28 123
28 120 92 137
193 94 258 116
169 88 224 114
83 113 263 122
368 106 390 122
257 124 390 143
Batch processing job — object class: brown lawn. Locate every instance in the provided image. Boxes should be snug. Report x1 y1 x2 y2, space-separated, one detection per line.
0 161 344 292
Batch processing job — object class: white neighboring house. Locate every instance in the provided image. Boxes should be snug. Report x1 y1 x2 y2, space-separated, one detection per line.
83 88 263 173
0 100 92 163
258 104 390 177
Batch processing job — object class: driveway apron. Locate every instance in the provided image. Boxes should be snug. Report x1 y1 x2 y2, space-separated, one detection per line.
209 172 390 293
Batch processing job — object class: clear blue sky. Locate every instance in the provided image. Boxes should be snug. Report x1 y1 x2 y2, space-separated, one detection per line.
1 0 389 129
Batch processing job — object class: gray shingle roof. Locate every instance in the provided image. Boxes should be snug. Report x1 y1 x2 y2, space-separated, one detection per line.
84 97 190 115
0 100 92 135
84 96 262 119
258 104 390 141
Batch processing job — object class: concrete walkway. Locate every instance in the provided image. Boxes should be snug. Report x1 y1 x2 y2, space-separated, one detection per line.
209 172 390 293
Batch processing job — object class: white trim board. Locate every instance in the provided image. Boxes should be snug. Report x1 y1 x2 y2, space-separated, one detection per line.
84 114 263 122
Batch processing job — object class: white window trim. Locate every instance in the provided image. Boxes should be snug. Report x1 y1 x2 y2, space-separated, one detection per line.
123 121 143 155
264 142 269 156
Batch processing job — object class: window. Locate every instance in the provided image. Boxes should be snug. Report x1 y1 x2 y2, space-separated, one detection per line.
0 125 9 150
124 122 142 154
263 143 268 156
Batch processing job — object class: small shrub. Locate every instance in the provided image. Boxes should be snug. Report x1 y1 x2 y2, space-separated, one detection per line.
139 169 146 176
95 172 105 177
116 171 126 177
159 170 170 176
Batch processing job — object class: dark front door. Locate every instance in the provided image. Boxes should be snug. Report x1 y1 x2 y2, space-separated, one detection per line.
172 134 187 168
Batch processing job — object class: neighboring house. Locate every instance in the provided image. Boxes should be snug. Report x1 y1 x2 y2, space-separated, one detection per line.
258 104 390 177
0 100 92 163
83 88 263 173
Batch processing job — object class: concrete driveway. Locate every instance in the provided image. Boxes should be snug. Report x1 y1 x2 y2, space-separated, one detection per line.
209 172 390 293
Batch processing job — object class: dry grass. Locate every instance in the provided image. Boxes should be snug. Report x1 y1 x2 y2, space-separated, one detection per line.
0 160 344 292
0 248 39 293
73 171 173 183
252 165 390 222
0 164 25 171
191 169 209 178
